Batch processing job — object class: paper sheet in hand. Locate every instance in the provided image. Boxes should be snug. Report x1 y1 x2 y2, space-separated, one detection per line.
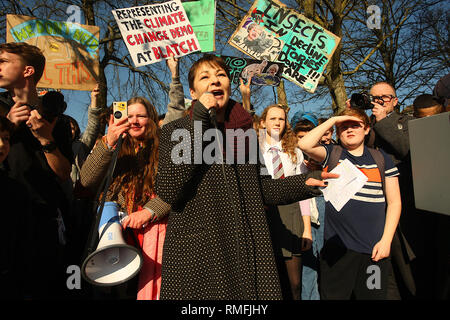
321 159 368 212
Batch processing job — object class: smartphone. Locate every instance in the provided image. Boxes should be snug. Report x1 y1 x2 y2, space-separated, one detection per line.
112 101 127 123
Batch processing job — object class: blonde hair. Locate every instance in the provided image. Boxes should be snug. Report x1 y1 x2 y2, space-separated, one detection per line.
258 104 299 164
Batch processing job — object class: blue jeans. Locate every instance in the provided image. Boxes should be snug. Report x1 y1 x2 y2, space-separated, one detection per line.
301 196 325 300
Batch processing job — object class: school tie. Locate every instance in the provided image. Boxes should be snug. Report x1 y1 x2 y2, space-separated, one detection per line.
269 146 285 179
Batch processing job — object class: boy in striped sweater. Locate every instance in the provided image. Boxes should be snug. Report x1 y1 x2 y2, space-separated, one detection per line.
298 108 401 300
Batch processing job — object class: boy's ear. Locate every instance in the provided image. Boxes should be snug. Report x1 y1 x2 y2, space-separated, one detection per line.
364 126 370 136
23 65 35 79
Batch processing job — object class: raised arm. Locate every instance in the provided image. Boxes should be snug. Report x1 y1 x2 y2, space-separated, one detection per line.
297 118 334 163
239 77 252 112
80 84 103 152
75 84 104 174
79 115 129 191
162 55 187 126
298 116 362 163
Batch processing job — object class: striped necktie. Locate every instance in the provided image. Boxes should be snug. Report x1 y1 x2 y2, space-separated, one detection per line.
269 146 285 179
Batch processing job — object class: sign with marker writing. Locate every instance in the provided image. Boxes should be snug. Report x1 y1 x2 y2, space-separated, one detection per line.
228 0 340 93
6 14 99 91
221 55 284 87
112 0 201 67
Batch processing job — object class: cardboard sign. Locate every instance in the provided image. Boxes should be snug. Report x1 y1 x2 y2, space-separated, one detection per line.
221 55 284 86
112 0 201 67
228 16 284 62
183 0 216 52
228 0 340 93
6 14 99 91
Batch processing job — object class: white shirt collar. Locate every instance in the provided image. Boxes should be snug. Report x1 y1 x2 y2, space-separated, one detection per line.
263 140 283 153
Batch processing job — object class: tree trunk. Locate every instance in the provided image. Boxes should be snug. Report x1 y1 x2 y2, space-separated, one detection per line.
326 3 347 115
328 72 348 114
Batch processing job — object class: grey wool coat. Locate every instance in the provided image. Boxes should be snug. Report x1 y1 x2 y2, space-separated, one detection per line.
156 100 322 300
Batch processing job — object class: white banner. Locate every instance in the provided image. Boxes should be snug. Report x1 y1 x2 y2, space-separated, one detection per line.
112 0 201 67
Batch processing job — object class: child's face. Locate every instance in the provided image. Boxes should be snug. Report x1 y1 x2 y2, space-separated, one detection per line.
336 120 369 149
320 129 333 144
261 107 286 140
296 130 309 140
0 129 11 163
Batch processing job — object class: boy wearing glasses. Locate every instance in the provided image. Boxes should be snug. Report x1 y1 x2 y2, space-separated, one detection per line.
298 108 401 299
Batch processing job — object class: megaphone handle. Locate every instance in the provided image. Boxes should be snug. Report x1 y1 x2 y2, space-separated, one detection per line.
85 135 125 255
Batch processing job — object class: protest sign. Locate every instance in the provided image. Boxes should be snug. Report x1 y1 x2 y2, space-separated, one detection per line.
221 55 284 86
183 0 216 52
6 14 99 91
228 16 284 62
112 0 201 67
228 0 340 93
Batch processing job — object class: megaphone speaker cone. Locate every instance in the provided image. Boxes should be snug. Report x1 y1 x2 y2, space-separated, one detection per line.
81 202 143 286
82 243 143 286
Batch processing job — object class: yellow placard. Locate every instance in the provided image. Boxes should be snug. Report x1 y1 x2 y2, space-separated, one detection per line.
6 14 100 91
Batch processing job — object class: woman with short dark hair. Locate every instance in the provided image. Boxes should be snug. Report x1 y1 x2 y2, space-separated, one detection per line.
156 54 335 299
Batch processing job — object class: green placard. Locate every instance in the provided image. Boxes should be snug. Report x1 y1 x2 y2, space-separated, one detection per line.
228 0 341 93
183 0 216 52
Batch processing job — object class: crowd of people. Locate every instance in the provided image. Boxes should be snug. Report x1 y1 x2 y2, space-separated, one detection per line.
0 42 448 300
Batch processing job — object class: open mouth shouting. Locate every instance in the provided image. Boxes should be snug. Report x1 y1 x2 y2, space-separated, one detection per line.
211 89 225 100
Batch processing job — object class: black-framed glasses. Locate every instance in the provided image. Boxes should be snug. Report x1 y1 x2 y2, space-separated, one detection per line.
371 94 396 103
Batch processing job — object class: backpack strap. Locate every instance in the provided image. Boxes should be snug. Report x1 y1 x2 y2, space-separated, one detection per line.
326 144 343 172
328 145 386 197
367 147 386 196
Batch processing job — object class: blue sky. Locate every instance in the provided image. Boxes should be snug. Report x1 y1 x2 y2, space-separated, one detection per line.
4 0 447 133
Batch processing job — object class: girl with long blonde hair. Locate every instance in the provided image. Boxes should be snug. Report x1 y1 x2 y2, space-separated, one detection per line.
258 104 313 300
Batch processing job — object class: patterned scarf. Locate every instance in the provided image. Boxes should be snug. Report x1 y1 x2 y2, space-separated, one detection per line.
189 99 254 162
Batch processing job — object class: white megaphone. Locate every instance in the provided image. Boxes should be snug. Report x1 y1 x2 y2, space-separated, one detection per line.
81 202 143 286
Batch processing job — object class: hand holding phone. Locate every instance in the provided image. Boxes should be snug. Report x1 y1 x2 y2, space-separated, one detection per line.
106 102 130 147
113 101 128 124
